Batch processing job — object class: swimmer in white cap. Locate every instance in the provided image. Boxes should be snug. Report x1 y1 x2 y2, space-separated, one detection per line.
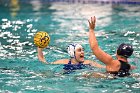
37 43 105 72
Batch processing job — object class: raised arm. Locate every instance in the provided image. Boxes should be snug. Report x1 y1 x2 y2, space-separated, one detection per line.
88 16 113 65
37 47 68 64
37 47 48 63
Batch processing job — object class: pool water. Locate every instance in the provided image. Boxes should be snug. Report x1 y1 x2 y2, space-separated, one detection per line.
0 1 140 93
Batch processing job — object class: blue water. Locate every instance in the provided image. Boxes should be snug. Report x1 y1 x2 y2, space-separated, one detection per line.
0 1 140 93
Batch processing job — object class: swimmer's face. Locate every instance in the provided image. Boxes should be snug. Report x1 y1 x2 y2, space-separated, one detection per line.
75 47 84 62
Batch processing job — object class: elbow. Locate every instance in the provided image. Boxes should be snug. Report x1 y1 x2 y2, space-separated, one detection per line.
38 55 47 63
37 47 45 62
37 52 45 63
38 55 43 62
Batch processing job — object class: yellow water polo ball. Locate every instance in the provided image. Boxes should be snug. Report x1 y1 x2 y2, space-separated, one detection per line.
34 31 50 48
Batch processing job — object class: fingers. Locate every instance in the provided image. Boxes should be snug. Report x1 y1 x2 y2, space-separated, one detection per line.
88 16 96 24
88 20 91 27
94 16 96 23
91 16 96 24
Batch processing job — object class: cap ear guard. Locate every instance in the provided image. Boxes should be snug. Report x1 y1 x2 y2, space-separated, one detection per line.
67 44 75 58
67 44 83 58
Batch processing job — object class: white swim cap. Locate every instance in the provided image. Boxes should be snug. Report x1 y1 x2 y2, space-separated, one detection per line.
67 44 83 58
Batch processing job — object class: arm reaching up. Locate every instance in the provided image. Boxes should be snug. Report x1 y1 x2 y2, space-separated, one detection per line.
88 16 113 65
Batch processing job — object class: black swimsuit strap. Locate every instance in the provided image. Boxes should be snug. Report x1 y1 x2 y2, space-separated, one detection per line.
107 60 131 77
118 60 130 71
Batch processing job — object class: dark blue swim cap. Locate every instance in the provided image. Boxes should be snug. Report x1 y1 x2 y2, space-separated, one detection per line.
117 43 133 58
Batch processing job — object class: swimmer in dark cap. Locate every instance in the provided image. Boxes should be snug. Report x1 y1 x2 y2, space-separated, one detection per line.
88 16 136 77
117 43 133 58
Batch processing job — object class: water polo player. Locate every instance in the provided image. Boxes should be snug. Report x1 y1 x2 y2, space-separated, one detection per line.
88 16 136 77
37 43 105 73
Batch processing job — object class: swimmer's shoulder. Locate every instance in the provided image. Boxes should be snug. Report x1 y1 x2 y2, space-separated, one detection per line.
110 60 120 67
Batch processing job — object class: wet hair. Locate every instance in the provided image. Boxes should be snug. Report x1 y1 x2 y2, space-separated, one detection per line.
117 43 133 58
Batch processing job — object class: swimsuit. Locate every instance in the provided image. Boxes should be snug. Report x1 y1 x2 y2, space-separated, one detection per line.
107 60 131 77
63 60 86 74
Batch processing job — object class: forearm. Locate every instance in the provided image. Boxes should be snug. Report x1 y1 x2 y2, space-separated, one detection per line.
89 29 99 50
37 47 48 64
38 55 47 63
88 16 113 65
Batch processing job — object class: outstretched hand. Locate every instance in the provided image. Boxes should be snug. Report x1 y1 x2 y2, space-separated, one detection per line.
88 16 96 30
